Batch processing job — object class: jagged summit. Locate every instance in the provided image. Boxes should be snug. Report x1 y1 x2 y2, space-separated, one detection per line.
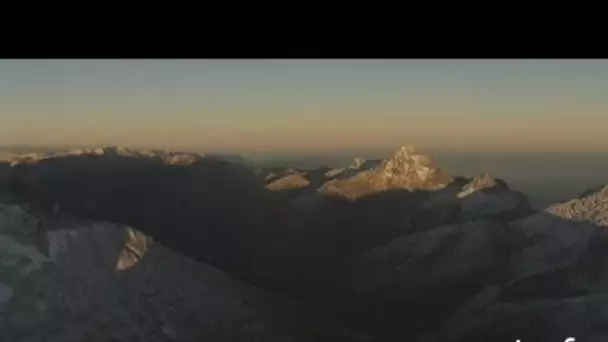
379 145 451 186
318 145 452 199
350 158 366 169
381 146 438 173
393 145 418 156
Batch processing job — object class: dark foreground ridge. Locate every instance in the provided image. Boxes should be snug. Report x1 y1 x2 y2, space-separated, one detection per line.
1 145 607 341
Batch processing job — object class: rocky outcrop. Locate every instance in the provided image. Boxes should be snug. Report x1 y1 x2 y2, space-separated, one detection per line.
0 204 368 342
456 172 507 197
379 146 452 188
459 188 531 222
324 159 381 181
547 184 608 226
266 173 311 191
456 173 533 222
263 167 337 198
319 146 452 200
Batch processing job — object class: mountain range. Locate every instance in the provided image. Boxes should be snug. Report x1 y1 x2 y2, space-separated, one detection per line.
1 145 607 341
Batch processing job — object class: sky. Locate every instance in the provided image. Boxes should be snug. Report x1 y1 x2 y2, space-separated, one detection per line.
0 59 607 154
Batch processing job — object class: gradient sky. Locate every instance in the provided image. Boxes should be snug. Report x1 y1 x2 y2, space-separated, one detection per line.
1 59 607 154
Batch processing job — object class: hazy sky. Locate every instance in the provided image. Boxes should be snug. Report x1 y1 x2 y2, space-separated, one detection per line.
0 59 606 154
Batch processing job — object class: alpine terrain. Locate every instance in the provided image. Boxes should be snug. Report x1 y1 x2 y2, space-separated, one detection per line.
1 144 607 341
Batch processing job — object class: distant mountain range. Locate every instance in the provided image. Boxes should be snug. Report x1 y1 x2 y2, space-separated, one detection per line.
1 144 608 341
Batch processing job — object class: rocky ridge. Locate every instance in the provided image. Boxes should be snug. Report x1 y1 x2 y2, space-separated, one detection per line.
6 146 207 167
